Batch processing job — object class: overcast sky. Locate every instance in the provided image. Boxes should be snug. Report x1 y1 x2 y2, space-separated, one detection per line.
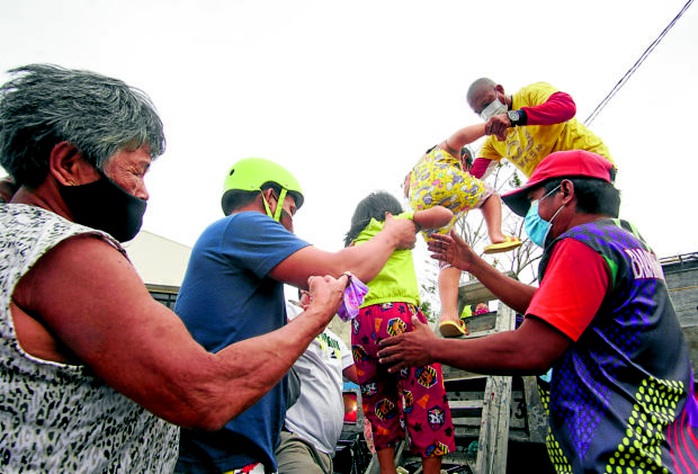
1 0 696 268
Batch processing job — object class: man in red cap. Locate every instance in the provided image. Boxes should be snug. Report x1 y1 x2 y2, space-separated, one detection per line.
378 150 698 473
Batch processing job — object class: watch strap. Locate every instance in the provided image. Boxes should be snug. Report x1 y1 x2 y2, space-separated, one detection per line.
508 109 527 127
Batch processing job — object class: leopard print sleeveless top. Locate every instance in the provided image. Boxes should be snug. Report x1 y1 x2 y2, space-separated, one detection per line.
0 203 178 473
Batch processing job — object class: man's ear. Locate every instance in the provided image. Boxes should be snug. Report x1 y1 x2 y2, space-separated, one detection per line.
259 187 277 216
48 142 97 186
560 179 575 202
261 187 277 205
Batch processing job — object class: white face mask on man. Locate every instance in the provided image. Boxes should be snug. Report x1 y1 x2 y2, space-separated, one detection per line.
480 89 507 121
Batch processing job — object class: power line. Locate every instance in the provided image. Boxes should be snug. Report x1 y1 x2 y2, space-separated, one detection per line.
585 0 694 126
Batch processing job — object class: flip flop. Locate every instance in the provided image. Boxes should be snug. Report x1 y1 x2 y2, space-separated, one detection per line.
483 236 522 255
438 320 468 338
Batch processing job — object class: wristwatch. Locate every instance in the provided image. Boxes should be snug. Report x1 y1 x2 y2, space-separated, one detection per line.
507 109 522 126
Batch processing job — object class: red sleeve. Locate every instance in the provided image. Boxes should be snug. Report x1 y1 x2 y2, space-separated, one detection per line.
521 91 576 126
526 238 609 341
470 157 492 179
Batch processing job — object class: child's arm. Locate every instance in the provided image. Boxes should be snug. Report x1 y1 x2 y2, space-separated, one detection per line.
439 123 487 156
413 206 453 230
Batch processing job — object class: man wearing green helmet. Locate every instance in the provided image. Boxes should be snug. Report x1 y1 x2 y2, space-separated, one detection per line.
174 157 418 474
220 156 306 229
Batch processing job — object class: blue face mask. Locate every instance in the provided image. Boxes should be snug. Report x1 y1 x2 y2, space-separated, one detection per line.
524 185 564 248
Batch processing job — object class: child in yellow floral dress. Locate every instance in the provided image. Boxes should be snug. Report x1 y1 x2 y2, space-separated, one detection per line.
405 122 521 337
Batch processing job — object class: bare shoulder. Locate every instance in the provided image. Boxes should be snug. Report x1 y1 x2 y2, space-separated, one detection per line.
11 233 160 363
15 232 152 325
25 233 136 285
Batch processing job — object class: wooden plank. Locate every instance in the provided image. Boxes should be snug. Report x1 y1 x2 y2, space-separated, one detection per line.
475 375 512 473
442 368 488 383
457 271 516 308
448 391 490 402
452 416 486 427
454 425 485 438
448 399 484 410
521 376 548 444
474 305 515 474
451 412 527 431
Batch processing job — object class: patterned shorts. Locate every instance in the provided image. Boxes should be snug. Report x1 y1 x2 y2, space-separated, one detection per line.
409 147 494 244
351 302 456 457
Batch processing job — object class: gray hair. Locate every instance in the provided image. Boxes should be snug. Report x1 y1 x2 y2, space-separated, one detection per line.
0 64 165 187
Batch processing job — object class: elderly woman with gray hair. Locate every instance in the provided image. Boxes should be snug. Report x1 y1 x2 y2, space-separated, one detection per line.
0 64 348 473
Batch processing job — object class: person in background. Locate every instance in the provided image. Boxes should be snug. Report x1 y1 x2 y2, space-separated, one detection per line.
405 123 521 337
174 159 418 474
0 63 349 473
276 290 358 474
460 145 474 172
345 191 456 474
379 150 698 473
460 303 472 319
466 78 614 180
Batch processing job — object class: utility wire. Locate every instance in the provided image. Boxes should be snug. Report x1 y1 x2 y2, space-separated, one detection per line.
585 0 694 126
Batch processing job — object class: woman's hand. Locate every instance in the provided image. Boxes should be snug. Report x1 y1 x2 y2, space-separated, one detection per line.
305 274 349 324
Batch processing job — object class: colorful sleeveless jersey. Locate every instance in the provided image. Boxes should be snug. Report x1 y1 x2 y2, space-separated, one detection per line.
538 218 698 473
0 204 179 473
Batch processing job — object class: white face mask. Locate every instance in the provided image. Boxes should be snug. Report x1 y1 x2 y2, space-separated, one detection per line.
480 90 507 121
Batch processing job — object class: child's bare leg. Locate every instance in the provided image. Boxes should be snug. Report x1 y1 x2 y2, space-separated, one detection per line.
480 193 508 244
422 456 443 474
438 265 461 324
377 446 397 474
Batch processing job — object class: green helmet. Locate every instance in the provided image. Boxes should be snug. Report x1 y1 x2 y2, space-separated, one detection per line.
222 157 304 218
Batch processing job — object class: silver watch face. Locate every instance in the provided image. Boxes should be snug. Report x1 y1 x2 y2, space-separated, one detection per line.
508 110 520 122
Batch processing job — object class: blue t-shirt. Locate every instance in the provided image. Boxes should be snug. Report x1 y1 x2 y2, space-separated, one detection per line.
174 211 310 473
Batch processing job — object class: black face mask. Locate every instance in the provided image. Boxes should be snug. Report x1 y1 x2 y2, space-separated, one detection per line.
59 171 147 242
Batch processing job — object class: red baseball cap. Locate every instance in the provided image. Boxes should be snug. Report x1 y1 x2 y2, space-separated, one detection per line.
502 150 615 217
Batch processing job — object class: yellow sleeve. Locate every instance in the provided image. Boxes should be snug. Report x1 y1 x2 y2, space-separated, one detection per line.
478 136 504 162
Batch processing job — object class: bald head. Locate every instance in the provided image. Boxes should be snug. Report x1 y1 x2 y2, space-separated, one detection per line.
467 78 497 111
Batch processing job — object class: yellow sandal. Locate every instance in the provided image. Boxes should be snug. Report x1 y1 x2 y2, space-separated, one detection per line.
483 236 522 255
438 320 468 338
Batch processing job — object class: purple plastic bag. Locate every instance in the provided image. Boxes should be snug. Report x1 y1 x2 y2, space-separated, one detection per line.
336 273 369 322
